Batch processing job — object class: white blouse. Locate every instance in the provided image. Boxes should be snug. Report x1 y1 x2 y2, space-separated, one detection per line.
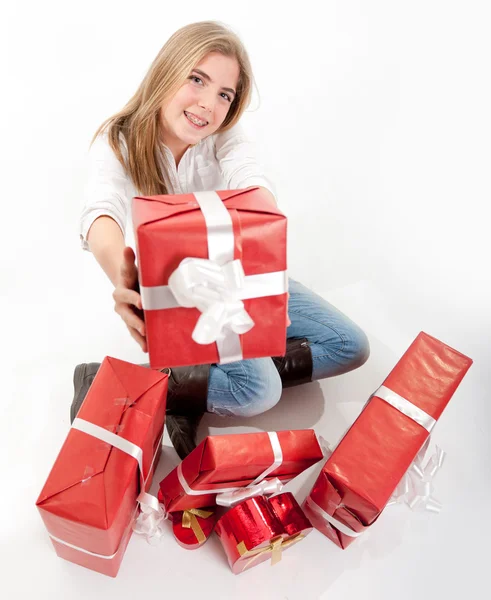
79 122 278 252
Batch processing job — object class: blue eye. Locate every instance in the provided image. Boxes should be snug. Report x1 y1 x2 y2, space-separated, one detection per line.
188 75 232 102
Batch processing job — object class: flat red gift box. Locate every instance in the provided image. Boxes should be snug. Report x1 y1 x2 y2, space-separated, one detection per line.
132 187 288 369
159 430 323 512
36 357 168 577
303 331 473 548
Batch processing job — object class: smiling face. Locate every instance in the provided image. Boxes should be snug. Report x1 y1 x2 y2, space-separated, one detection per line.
160 52 240 161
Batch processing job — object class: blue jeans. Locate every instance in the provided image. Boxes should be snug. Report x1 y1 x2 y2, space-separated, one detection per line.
206 278 370 417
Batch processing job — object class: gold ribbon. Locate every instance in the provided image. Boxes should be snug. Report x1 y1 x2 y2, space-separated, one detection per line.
237 533 305 571
182 508 214 544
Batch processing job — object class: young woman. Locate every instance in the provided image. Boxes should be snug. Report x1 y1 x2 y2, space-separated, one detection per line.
73 20 370 459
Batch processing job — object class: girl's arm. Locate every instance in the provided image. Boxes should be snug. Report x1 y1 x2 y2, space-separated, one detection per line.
80 134 147 351
80 133 130 258
86 216 126 287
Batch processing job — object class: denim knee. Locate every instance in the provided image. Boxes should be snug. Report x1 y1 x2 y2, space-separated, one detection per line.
347 326 370 368
311 324 370 380
207 358 282 418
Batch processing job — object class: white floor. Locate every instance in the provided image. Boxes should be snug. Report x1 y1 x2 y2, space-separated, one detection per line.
3 2 491 597
3 277 489 600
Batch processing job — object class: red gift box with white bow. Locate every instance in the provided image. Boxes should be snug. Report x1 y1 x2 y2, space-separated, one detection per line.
158 430 323 513
132 187 288 368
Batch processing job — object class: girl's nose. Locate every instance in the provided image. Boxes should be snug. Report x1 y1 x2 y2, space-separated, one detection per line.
198 91 215 115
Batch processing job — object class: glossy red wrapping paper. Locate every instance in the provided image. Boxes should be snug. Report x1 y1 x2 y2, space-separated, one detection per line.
159 430 323 512
166 507 217 550
132 187 288 368
36 358 168 577
304 331 473 548
215 493 313 574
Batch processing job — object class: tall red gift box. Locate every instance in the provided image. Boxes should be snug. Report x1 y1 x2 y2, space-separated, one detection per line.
159 430 323 512
132 187 288 369
36 357 168 577
304 332 473 548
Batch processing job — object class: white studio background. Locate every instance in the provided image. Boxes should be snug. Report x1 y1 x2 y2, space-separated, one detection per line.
1 1 490 600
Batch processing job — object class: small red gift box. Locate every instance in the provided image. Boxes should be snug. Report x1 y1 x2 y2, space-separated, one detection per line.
36 358 168 577
132 187 288 368
159 430 323 513
303 331 473 548
167 507 217 550
215 493 312 574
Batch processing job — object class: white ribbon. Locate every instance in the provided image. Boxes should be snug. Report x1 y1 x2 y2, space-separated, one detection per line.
216 478 284 508
132 492 169 546
175 431 285 507
304 496 362 538
373 385 436 432
72 418 144 478
47 418 165 555
140 191 288 364
168 257 255 347
387 438 445 512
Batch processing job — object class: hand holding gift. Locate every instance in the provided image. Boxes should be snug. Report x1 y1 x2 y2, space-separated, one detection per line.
112 246 147 353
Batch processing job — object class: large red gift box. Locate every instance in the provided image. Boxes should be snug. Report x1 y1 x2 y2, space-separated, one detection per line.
159 430 323 513
36 357 168 577
303 331 473 548
132 187 288 369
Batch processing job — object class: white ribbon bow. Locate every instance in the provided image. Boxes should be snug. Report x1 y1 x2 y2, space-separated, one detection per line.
215 477 284 508
168 257 255 345
388 439 445 513
133 492 169 545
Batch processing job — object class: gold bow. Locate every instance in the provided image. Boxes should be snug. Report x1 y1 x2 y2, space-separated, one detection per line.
237 533 305 571
182 508 214 544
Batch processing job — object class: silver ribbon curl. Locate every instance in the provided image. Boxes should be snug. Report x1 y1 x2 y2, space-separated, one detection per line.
387 439 445 513
168 257 255 346
132 492 169 546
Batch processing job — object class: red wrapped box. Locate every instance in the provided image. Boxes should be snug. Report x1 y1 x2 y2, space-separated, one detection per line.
169 507 217 550
159 430 323 512
36 357 168 577
303 331 473 548
132 187 288 369
215 493 312 574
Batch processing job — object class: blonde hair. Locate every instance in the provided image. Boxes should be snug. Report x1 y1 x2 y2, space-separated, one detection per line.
92 21 255 195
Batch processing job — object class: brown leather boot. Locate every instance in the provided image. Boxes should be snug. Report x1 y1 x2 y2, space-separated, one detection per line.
272 337 313 388
161 364 210 460
70 362 104 424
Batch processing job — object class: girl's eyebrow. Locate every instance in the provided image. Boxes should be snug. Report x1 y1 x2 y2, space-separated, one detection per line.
192 68 236 96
